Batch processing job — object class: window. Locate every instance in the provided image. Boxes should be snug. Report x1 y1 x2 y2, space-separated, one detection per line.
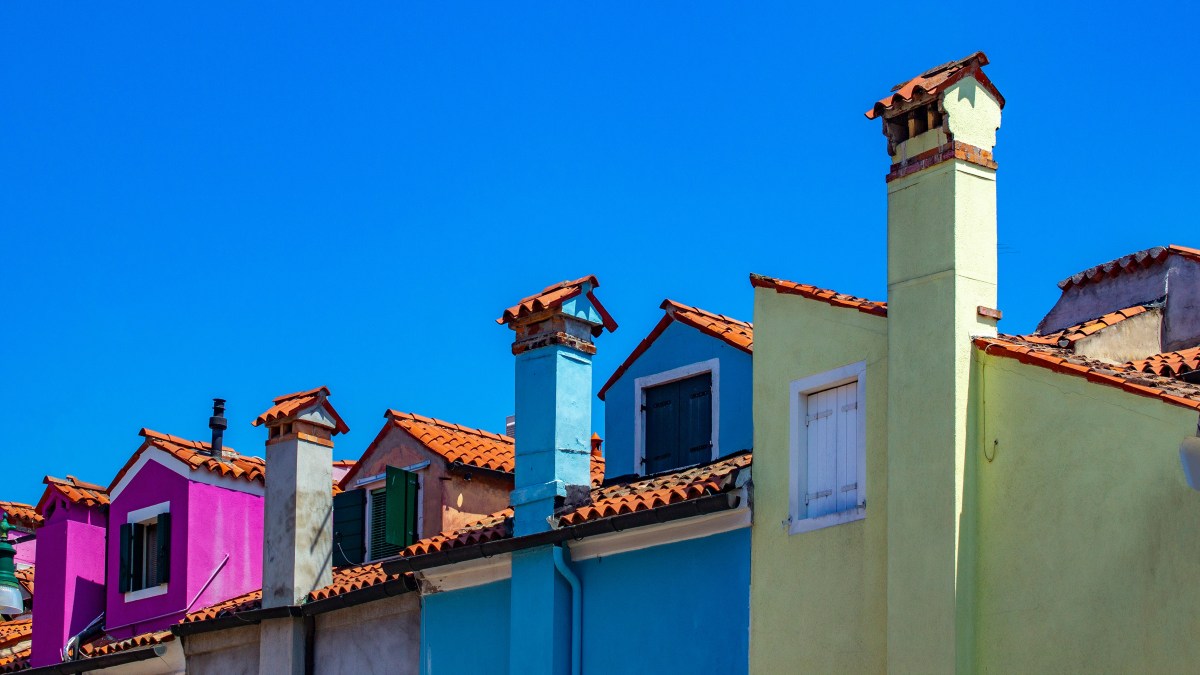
789 362 867 535
334 465 422 565
635 359 719 475
119 505 170 596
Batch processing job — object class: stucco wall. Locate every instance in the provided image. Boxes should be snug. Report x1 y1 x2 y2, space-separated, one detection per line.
30 500 107 668
972 353 1200 672
576 527 751 674
422 580 511 674
748 288 889 675
312 593 420 674
351 425 512 538
186 482 264 616
183 624 260 675
105 459 191 640
603 321 753 477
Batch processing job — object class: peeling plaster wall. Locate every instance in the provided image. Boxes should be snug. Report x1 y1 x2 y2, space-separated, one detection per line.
602 321 753 478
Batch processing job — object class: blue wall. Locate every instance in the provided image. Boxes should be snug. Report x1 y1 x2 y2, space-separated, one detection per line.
603 322 753 477
421 580 510 675
576 527 751 674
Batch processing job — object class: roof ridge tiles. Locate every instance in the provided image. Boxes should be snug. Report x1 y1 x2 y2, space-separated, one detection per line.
271 385 330 404
388 410 514 443
749 273 887 317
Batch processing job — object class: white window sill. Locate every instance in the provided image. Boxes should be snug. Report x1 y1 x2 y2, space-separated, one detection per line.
124 584 168 602
788 506 865 536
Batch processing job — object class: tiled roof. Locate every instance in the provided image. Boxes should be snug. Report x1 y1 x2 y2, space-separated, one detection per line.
497 276 618 333
750 274 887 317
0 619 31 674
865 51 1004 119
308 564 412 602
1058 245 1200 291
389 411 516 473
1021 305 1150 347
975 335 1200 412
107 428 265 491
80 630 174 658
403 451 751 556
252 386 350 434
598 300 752 401
1127 346 1200 379
181 588 263 624
37 475 109 514
0 503 41 531
333 459 357 468
13 568 32 598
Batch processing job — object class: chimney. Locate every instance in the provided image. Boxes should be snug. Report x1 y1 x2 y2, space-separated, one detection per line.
251 387 348 675
498 276 615 675
208 398 227 458
506 415 516 439
868 52 1003 673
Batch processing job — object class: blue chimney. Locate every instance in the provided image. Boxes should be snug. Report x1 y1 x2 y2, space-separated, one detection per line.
499 275 616 675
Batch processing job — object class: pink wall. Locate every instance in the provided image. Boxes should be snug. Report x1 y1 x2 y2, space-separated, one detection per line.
104 457 265 639
185 481 264 613
30 498 106 668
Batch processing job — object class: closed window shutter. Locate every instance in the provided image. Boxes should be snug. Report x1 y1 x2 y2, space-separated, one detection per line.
119 523 134 593
643 381 678 475
385 466 419 548
369 487 402 561
806 381 859 518
333 489 366 567
835 384 860 512
155 513 171 585
678 373 713 467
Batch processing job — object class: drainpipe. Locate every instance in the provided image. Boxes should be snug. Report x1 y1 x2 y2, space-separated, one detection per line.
552 545 581 675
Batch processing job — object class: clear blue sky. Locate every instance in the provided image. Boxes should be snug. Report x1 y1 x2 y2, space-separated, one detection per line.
2 3 1196 505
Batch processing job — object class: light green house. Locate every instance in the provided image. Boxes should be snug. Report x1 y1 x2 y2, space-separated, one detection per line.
748 52 1200 673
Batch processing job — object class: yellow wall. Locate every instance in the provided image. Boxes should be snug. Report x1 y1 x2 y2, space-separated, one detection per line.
748 287 889 674
972 352 1200 673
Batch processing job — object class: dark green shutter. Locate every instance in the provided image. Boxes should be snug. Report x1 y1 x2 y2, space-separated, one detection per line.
131 523 146 592
643 381 679 475
119 523 134 593
155 513 171 585
333 489 366 567
385 466 419 548
679 373 713 466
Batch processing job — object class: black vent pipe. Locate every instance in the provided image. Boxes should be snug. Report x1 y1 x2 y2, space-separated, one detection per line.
209 398 228 458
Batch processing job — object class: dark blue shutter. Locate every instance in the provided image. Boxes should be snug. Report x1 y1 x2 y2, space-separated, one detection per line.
155 513 171 585
385 467 419 548
643 381 679 475
679 373 713 466
119 523 134 593
333 489 366 567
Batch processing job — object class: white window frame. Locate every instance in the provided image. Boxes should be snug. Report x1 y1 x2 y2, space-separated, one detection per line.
788 361 867 535
363 461 426 562
124 501 170 601
632 358 720 475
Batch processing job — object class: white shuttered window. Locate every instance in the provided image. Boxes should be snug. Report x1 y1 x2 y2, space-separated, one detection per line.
789 362 866 535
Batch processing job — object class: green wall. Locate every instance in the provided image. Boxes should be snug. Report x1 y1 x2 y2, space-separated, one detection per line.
748 287 889 674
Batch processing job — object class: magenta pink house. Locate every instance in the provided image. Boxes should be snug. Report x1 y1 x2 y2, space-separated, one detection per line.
29 425 267 667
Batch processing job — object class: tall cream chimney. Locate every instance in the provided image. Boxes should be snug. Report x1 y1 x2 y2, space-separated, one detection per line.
867 52 1003 673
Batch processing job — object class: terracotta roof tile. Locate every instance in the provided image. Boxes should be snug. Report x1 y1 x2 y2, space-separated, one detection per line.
13 569 32 598
388 411 516 473
106 429 266 492
598 300 752 401
80 630 174 658
402 509 513 557
0 503 41 531
1021 304 1151 347
0 650 28 674
1126 346 1200 379
181 588 263 624
0 619 31 650
865 51 1004 120
0 618 32 674
252 386 350 434
307 564 414 602
975 336 1200 413
497 275 618 333
1057 245 1200 292
37 475 109 514
750 274 887 317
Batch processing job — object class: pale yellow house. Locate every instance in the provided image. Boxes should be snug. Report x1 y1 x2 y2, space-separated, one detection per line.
748 52 1200 674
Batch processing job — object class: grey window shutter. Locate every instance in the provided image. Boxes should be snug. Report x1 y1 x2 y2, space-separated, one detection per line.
333 489 366 567
155 512 171 585
119 523 134 593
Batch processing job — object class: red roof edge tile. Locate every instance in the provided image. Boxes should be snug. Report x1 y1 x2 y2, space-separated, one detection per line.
975 337 1200 413
497 275 618 333
1057 245 1200 292
251 386 349 434
750 273 887 317
865 51 1004 120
